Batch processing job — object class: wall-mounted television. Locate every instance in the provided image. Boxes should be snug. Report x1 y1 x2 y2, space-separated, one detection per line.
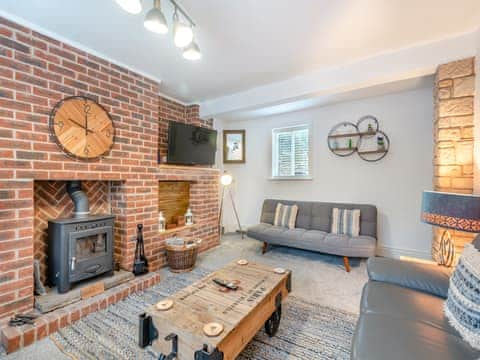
167 121 217 165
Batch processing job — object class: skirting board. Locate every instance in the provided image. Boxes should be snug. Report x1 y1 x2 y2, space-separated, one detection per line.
376 245 432 260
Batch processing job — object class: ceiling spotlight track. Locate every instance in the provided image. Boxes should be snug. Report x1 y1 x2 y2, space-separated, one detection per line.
116 0 201 60
173 7 193 48
169 0 195 27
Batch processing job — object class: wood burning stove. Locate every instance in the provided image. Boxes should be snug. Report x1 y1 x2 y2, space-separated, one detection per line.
47 181 114 293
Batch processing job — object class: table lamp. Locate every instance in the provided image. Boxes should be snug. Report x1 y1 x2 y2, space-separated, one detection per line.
219 171 244 238
421 191 480 267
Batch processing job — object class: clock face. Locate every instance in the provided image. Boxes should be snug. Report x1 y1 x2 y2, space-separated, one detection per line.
50 96 115 161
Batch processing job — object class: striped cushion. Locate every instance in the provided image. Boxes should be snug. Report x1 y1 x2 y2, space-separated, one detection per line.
273 203 298 229
331 208 361 237
445 243 480 350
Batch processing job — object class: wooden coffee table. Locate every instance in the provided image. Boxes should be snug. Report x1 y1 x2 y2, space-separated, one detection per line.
139 261 291 360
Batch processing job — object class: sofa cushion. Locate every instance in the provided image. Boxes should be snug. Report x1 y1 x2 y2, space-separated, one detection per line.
351 312 480 360
445 243 480 350
331 207 361 236
367 257 451 298
273 203 298 229
260 199 312 229
360 281 456 335
247 224 375 257
298 230 328 250
323 233 376 257
247 224 308 246
263 227 306 246
309 201 377 237
246 223 272 239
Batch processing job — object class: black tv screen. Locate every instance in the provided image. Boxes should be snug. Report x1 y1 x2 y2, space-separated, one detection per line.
167 121 217 165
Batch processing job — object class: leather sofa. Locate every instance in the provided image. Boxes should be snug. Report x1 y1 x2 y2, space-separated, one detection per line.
246 199 377 272
351 240 480 359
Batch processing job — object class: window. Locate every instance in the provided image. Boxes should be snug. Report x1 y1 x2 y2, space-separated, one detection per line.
272 125 310 179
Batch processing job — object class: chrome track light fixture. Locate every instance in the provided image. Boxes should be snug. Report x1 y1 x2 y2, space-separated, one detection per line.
173 7 193 48
115 0 201 60
144 0 168 34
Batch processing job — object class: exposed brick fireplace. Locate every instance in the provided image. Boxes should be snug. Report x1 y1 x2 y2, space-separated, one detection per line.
0 15 220 329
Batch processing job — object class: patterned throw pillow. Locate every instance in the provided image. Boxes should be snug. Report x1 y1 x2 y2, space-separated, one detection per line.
331 208 361 237
273 203 298 229
445 243 480 350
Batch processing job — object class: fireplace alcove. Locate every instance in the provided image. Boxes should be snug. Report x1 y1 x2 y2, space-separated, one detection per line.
32 180 140 313
34 180 112 285
158 181 192 229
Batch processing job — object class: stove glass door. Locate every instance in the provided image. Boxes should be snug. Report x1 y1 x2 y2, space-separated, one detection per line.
76 233 107 260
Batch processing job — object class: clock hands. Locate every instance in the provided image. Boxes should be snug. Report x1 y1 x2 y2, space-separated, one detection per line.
84 103 89 138
84 102 90 156
67 118 93 134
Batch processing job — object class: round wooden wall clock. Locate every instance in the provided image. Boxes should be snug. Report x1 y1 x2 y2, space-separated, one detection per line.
49 96 115 161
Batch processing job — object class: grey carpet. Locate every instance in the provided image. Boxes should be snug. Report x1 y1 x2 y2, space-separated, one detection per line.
196 235 368 314
1 235 366 359
50 267 356 360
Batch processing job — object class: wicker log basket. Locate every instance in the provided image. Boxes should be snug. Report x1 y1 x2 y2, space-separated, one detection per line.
165 237 202 273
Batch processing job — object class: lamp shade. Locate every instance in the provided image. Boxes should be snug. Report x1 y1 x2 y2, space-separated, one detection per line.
421 191 480 233
182 41 201 60
220 172 233 186
173 19 193 47
144 7 168 34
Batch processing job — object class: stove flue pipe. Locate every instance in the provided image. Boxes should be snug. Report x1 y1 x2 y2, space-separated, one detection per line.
66 181 90 218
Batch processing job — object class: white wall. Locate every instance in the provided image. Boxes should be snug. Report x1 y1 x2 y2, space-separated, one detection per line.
217 87 434 259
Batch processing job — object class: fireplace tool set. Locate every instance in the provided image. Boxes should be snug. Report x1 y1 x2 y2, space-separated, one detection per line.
133 224 149 276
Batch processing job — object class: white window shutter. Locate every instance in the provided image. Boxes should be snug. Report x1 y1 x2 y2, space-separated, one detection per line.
272 125 310 178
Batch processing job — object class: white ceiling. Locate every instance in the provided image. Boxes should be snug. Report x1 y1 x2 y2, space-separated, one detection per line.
1 0 479 103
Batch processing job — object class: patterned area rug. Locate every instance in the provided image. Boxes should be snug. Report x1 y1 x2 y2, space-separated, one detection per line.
51 268 356 359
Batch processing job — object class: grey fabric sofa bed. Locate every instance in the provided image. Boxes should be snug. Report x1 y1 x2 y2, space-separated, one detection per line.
246 199 377 272
351 239 480 359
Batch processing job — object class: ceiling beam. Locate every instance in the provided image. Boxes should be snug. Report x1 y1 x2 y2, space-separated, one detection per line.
200 28 479 119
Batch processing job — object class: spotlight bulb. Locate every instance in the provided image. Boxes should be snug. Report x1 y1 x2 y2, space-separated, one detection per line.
183 41 201 60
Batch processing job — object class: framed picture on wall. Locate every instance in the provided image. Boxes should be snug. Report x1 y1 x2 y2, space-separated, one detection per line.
223 130 246 163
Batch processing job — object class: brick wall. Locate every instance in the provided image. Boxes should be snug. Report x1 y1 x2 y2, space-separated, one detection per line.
158 98 213 162
433 57 476 261
0 17 220 320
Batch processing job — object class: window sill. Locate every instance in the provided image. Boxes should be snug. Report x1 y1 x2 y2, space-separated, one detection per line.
268 176 314 181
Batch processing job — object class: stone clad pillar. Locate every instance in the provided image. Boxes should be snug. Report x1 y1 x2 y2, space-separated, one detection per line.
433 57 476 262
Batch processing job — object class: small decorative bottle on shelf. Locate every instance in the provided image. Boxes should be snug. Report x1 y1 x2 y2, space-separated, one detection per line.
377 135 385 150
348 138 353 149
185 208 194 226
158 211 166 232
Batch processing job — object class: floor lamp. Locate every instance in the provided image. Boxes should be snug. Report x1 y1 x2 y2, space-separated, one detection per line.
219 171 244 238
421 190 480 267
